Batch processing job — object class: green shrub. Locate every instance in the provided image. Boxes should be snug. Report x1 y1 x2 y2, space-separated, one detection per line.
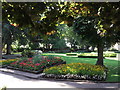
104 53 116 57
77 53 98 58
77 53 116 57
47 51 55 53
78 56 98 58
32 55 43 64
21 50 35 58
78 53 97 56
66 53 78 56
1 87 6 90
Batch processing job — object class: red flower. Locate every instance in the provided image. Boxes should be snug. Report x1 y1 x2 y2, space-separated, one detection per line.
35 63 41 66
23 63 27 65
41 61 45 63
11 61 17 64
32 65 34 67
28 58 32 60
54 57 61 59
41 66 44 68
47 60 50 62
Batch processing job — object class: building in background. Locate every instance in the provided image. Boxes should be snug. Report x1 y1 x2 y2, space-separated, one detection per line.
112 43 120 51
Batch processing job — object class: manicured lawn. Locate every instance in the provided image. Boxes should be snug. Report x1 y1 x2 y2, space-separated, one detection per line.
12 52 22 54
42 53 120 82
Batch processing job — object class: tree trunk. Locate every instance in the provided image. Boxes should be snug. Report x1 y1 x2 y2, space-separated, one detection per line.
0 6 2 59
86 45 90 51
6 43 11 55
91 46 95 52
0 33 2 59
96 44 104 66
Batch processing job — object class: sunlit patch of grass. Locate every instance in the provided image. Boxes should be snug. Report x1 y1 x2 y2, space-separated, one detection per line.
111 74 120 76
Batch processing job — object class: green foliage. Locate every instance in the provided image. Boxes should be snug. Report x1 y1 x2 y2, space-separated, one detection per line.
73 16 100 46
78 53 97 56
1 87 7 90
46 55 55 60
21 50 35 58
2 20 23 54
78 53 116 57
52 39 67 50
104 53 116 57
77 53 98 58
32 55 43 64
73 3 120 65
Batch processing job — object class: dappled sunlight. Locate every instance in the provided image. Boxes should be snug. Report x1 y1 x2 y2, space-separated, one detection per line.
111 74 120 77
1 2 120 86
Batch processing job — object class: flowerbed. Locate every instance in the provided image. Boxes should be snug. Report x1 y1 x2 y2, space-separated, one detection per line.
8 55 66 74
0 59 18 67
43 63 107 81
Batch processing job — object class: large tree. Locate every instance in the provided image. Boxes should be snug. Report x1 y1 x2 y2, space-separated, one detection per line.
73 2 120 66
2 20 23 54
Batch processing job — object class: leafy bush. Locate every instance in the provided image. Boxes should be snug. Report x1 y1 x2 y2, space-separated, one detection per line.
66 53 78 56
0 87 6 90
78 53 98 58
78 53 116 57
104 53 116 57
78 56 98 58
108 48 118 51
78 53 97 56
115 51 120 53
47 51 55 53
21 50 35 58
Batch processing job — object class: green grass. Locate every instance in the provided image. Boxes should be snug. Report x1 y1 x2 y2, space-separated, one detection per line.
12 52 22 54
42 53 119 82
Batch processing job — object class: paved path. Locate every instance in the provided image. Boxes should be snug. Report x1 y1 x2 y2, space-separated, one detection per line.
0 71 119 88
2 54 22 59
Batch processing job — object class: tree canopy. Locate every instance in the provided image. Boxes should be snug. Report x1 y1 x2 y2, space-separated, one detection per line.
2 2 120 65
73 2 120 65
